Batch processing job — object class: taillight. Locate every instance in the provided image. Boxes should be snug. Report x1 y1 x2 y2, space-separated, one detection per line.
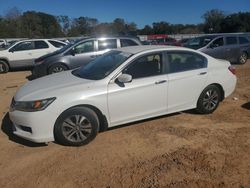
228 66 236 75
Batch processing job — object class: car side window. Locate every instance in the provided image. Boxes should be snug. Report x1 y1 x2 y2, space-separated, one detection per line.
211 37 224 48
123 53 163 79
74 41 94 54
226 37 237 45
239 37 249 44
120 39 139 47
167 51 207 73
12 41 34 51
98 39 117 51
48 40 66 48
34 41 49 49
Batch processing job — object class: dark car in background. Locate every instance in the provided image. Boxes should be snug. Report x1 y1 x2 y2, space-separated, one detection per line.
199 34 250 64
32 36 141 78
178 38 190 47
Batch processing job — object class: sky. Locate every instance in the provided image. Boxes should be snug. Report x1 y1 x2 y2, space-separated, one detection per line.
0 0 249 28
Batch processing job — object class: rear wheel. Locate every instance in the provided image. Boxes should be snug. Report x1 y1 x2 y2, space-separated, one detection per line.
239 52 248 64
48 64 68 74
0 60 9 73
196 85 221 114
54 107 99 146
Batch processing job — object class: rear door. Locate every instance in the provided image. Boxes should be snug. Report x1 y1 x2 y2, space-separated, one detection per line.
225 36 239 62
30 40 51 61
166 51 208 113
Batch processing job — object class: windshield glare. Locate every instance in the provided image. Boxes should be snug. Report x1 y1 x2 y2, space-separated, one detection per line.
72 50 133 80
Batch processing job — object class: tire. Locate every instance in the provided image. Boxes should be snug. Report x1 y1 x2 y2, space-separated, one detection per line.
54 107 99 146
238 52 248 64
196 85 221 114
0 60 9 73
48 64 68 74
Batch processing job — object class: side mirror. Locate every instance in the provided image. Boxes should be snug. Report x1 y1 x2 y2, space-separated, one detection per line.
209 43 218 49
117 74 132 83
9 48 14 53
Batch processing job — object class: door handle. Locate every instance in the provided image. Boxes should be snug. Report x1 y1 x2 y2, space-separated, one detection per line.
199 72 207 75
155 80 167 84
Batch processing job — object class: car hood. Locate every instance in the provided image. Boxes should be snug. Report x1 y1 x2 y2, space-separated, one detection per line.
0 49 9 55
35 49 62 62
14 71 95 101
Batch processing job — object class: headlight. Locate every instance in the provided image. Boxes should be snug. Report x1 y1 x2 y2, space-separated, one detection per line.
10 97 56 112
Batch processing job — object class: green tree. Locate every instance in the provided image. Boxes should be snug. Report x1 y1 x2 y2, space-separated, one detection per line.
152 21 172 34
221 12 250 32
202 9 225 33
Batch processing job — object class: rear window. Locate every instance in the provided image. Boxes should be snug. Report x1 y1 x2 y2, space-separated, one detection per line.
239 37 249 44
48 40 66 48
98 39 117 51
167 51 207 73
34 41 49 49
226 37 237 45
120 39 139 47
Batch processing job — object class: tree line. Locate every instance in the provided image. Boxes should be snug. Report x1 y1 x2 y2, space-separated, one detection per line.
0 7 250 38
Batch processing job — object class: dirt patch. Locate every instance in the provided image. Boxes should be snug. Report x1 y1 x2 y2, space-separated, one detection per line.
0 62 250 188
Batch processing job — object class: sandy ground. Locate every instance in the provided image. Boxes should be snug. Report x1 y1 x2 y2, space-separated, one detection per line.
0 61 250 188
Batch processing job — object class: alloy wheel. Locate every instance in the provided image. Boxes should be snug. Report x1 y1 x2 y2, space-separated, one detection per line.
202 89 219 111
239 53 247 64
62 115 92 142
52 66 64 73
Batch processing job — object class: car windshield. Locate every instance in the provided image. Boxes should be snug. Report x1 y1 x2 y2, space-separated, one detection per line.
4 41 18 49
55 42 74 53
72 50 133 80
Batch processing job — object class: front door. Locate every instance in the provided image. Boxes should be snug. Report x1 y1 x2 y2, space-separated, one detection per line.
68 40 96 68
107 52 168 126
9 41 35 68
204 37 226 59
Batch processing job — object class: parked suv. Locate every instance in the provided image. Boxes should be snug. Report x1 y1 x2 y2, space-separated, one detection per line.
32 37 141 78
0 39 67 73
198 35 250 64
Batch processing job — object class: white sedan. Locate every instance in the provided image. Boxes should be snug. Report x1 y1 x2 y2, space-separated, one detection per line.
9 46 237 146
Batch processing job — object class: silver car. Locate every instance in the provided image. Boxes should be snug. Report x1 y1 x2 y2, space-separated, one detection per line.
32 37 141 78
199 35 250 64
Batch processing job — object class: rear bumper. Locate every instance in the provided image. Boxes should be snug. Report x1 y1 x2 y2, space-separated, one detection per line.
224 75 237 98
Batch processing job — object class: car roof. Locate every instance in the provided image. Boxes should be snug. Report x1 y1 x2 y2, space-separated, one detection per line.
17 39 66 43
116 45 187 54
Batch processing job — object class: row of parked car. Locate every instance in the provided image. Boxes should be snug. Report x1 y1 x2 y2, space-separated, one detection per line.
0 37 141 76
0 34 249 77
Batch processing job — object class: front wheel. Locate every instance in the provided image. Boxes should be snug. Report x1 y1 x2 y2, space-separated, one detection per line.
54 107 99 146
196 85 221 114
238 52 248 64
48 64 68 74
0 60 9 73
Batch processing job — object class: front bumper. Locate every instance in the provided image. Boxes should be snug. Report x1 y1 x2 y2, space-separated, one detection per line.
9 109 58 143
